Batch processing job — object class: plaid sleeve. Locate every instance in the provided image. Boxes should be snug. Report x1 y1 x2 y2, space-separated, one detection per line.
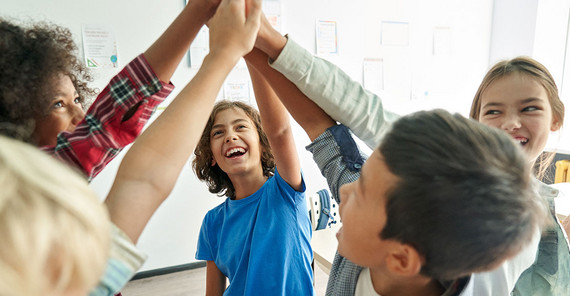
306 125 367 295
305 124 366 204
41 54 174 181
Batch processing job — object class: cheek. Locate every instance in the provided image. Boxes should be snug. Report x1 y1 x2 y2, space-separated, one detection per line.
34 114 67 144
527 117 552 136
478 117 500 129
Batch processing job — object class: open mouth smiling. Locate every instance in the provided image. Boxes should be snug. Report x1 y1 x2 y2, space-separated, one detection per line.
225 147 247 158
513 136 529 146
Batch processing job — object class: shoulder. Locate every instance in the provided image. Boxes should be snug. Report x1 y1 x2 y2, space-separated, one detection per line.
268 169 305 194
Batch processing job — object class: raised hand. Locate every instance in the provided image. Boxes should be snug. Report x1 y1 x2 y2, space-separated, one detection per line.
208 0 262 63
254 12 287 61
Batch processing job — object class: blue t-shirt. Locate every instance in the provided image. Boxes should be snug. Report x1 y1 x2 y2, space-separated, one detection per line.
196 170 314 295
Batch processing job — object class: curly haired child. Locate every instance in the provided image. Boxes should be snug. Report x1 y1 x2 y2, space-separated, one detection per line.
192 69 313 294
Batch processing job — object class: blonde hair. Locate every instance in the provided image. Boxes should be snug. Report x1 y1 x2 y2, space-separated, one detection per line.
0 135 110 295
470 56 565 180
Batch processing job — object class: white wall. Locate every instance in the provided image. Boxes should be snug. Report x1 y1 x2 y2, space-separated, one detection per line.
489 0 570 152
2 0 497 271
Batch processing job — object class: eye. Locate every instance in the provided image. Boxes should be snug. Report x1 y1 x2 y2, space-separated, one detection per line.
212 130 223 137
52 101 64 109
74 97 82 105
237 124 247 130
522 106 539 112
484 109 501 115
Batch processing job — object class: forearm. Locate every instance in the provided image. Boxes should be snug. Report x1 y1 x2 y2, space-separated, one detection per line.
106 52 237 243
244 48 335 141
254 14 287 61
144 0 217 82
270 37 399 149
246 56 301 189
306 125 366 204
247 60 290 139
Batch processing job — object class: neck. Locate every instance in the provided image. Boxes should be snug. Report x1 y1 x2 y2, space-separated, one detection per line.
369 268 445 296
229 167 267 200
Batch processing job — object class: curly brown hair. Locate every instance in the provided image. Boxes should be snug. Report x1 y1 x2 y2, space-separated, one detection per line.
0 18 95 144
192 100 275 199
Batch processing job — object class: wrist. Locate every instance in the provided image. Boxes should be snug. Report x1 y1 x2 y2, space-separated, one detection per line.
204 49 241 69
185 0 218 23
257 30 287 61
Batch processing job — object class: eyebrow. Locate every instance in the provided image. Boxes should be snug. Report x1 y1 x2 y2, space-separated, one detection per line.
52 90 79 99
211 118 250 130
482 97 544 109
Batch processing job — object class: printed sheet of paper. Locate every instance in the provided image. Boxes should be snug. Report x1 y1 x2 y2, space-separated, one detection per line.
381 21 409 46
189 26 209 69
316 20 338 55
82 24 118 69
263 0 282 32
433 27 452 56
363 58 384 94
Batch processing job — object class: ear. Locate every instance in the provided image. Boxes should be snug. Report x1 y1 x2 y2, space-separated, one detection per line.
211 157 217 166
551 117 561 132
385 244 423 276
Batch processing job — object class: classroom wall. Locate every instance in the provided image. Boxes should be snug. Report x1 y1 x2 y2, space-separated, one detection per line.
3 0 568 272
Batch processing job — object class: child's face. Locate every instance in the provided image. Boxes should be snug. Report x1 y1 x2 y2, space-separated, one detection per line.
33 74 85 146
209 107 263 178
337 149 401 268
478 73 559 163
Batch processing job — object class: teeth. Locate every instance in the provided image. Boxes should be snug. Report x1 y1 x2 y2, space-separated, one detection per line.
225 147 246 157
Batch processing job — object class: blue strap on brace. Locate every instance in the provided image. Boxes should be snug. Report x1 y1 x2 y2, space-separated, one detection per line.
314 189 337 230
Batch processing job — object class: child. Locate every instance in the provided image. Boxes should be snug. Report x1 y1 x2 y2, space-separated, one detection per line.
191 63 313 294
244 47 547 296
0 2 217 294
469 57 570 295
252 16 568 295
0 0 263 294
0 0 220 181
0 135 110 296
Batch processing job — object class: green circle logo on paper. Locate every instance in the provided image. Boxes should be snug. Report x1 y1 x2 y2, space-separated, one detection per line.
110 55 117 63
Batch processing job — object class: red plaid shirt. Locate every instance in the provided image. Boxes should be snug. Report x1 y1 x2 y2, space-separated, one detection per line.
41 54 174 181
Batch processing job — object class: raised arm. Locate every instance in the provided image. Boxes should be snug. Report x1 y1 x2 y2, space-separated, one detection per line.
105 0 262 244
254 15 398 149
246 62 301 190
244 48 335 141
144 0 220 83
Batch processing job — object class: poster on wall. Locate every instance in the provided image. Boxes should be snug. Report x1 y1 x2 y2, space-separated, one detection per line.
81 24 118 69
189 26 209 69
363 58 384 94
433 26 452 56
381 21 409 46
263 0 282 32
316 20 338 55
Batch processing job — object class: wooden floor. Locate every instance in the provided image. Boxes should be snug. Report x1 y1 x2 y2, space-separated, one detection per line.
121 265 329 295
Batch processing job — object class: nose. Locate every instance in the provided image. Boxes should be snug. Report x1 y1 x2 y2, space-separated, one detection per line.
225 132 238 143
69 104 86 128
500 112 521 132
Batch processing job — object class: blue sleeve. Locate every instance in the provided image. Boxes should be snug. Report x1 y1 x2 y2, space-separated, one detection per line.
305 124 367 204
272 169 306 205
195 213 214 261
